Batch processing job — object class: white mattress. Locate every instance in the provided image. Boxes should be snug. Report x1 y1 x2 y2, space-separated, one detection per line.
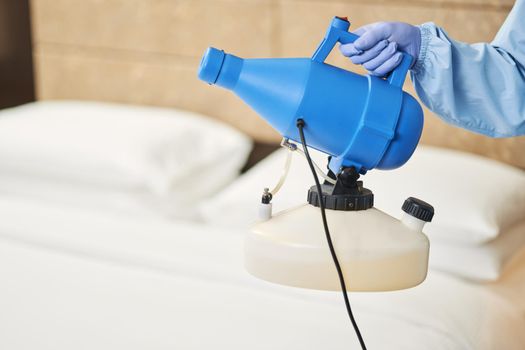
0 195 524 350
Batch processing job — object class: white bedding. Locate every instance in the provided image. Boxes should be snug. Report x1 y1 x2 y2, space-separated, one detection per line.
0 101 253 220
0 195 524 350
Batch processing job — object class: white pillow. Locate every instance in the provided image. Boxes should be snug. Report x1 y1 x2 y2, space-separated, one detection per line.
365 147 525 244
0 101 252 218
199 145 525 244
429 221 525 281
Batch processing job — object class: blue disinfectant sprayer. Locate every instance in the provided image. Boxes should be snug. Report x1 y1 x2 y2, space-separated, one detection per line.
198 16 424 175
198 16 435 349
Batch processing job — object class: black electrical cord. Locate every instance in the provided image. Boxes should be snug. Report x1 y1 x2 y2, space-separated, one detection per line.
296 119 367 350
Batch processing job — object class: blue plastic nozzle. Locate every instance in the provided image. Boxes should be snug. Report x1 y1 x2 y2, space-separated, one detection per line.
198 47 243 89
198 47 225 85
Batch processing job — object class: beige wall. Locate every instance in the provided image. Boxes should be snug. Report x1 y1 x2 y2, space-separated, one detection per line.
30 0 525 169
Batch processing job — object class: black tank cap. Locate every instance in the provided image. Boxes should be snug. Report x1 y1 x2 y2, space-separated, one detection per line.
307 184 374 211
402 197 434 222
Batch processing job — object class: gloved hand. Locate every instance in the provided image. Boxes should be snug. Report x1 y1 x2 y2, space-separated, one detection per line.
339 22 421 76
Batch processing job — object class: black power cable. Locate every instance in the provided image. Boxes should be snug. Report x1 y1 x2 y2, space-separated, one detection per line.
296 119 367 350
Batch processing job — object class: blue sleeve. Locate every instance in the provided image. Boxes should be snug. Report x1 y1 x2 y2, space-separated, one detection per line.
409 0 525 137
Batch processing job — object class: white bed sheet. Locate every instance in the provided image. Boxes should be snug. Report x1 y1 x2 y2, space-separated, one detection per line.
0 195 524 350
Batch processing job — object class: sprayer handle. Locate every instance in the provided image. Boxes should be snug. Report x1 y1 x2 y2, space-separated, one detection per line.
312 17 413 88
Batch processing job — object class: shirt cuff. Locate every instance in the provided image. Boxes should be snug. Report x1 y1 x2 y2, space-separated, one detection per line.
411 22 435 75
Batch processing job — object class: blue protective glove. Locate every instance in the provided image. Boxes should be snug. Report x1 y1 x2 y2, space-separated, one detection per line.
339 22 421 76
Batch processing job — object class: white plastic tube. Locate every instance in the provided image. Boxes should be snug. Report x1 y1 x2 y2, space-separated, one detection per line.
268 139 337 198
270 149 293 196
294 148 336 185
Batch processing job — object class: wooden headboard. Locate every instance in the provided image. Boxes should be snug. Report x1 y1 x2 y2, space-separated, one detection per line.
30 0 525 169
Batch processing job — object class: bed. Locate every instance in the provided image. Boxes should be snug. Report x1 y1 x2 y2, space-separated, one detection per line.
0 195 524 349
0 101 524 349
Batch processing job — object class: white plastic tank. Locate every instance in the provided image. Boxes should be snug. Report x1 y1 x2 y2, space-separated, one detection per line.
245 198 432 292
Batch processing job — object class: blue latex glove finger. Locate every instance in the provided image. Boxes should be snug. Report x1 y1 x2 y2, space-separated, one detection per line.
349 40 389 65
338 25 379 57
362 41 398 72
371 52 403 76
339 43 362 57
352 26 368 37
353 23 392 51
339 22 422 73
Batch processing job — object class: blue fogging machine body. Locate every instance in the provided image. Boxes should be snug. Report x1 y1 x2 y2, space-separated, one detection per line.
198 17 424 175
